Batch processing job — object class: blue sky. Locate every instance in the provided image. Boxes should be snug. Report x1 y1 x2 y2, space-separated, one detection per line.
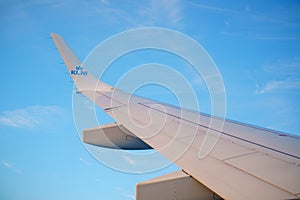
1 0 300 199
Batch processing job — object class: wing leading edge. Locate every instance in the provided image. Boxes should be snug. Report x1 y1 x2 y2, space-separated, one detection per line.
52 33 300 200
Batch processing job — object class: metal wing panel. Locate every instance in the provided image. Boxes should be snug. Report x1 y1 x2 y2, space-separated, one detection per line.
138 101 300 162
225 152 300 194
222 121 300 164
209 138 256 160
173 135 298 200
93 92 300 199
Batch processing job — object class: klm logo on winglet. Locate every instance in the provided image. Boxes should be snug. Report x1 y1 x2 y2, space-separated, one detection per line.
71 66 88 76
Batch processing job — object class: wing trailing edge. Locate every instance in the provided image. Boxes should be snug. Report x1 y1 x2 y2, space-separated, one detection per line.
83 123 152 150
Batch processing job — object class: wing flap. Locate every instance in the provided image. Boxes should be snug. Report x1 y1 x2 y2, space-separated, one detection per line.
171 134 298 200
83 123 152 150
225 152 300 194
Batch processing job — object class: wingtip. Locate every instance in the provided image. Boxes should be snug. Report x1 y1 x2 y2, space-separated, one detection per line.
50 32 59 38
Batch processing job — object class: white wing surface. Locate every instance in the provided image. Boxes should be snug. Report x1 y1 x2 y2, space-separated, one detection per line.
52 33 300 200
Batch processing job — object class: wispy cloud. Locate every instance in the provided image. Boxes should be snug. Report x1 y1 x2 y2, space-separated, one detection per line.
94 0 183 28
0 105 67 130
122 193 135 200
83 99 95 110
263 58 300 75
79 157 92 166
221 31 300 41
255 80 300 94
252 35 300 41
189 2 239 14
255 58 300 94
144 0 183 27
1 160 22 174
115 187 135 200
122 155 136 165
100 0 109 6
190 2 300 41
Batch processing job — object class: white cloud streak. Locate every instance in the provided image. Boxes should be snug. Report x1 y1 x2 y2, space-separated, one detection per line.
189 2 300 41
95 0 183 28
1 160 22 174
189 2 239 14
115 187 135 200
263 58 300 76
147 0 183 26
122 155 136 165
0 105 66 130
79 157 92 166
256 80 300 94
256 58 300 94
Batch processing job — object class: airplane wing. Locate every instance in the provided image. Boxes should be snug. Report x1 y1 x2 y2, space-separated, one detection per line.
51 33 300 200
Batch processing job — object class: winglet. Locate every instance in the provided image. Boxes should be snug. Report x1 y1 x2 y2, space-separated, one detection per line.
51 33 113 92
